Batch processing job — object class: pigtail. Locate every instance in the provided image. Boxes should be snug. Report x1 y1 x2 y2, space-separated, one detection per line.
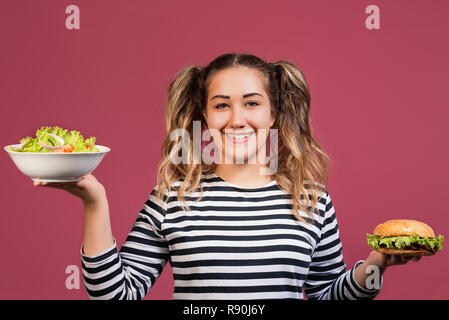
157 65 205 206
165 65 203 133
274 61 311 141
273 61 328 221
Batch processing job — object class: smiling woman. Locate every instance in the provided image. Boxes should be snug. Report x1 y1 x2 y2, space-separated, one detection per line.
158 53 329 223
45 52 425 300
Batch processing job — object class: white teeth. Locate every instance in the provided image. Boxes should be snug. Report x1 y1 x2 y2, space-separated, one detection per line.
225 132 253 139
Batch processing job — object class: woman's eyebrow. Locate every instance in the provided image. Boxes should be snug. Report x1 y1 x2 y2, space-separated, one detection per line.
243 92 263 98
210 92 263 101
210 94 230 100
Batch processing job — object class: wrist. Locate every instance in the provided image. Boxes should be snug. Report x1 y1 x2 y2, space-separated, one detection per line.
84 185 107 205
83 195 108 213
353 253 386 291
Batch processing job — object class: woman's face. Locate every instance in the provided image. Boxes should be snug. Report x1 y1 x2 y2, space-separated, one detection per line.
203 66 275 165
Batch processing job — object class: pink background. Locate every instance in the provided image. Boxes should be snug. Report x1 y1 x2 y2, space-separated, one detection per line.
1 0 448 299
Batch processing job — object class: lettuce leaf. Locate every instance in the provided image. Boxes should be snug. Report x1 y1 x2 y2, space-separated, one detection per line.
10 125 100 152
367 233 444 251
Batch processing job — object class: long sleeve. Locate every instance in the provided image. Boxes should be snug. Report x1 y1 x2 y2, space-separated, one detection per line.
80 188 169 300
303 191 383 300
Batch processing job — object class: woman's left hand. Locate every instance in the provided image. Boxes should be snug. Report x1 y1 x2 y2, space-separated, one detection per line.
368 250 421 273
354 250 423 289
380 252 421 267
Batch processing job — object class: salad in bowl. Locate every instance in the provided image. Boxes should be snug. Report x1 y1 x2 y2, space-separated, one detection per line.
5 126 111 182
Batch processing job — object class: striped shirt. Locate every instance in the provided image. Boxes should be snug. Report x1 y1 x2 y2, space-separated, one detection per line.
80 173 382 300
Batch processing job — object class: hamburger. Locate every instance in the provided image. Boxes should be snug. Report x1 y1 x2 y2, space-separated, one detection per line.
366 219 444 255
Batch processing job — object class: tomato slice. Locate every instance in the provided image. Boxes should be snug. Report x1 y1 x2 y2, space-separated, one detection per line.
63 144 74 153
54 144 74 153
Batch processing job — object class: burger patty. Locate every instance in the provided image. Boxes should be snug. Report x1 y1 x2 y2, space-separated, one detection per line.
378 243 436 254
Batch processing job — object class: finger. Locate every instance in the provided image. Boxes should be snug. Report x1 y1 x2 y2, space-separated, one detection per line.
401 255 414 264
77 177 90 187
32 180 86 201
34 181 77 189
386 254 398 266
51 182 80 192
38 182 64 188
388 254 407 266
387 254 398 265
59 183 85 195
33 181 48 186
79 174 96 186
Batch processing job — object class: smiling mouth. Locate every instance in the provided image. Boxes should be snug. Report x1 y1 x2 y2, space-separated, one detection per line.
224 131 254 143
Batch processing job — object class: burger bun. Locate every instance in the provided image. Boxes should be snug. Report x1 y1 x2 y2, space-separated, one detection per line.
374 219 435 238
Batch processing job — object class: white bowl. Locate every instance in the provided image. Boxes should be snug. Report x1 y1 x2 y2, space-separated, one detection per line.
4 144 111 182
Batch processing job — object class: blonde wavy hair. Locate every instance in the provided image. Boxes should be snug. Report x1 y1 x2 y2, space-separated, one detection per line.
156 53 329 222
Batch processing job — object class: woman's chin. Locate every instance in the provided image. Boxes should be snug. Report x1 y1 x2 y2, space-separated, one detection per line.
221 153 259 165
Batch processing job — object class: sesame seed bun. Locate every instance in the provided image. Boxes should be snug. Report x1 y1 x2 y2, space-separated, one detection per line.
373 219 435 238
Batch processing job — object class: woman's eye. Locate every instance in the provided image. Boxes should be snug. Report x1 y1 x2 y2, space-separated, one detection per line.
246 101 259 107
215 104 228 109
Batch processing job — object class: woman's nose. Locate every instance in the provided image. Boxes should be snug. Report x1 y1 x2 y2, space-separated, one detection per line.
229 105 246 128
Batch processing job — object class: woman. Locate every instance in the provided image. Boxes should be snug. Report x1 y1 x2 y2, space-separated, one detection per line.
34 53 420 299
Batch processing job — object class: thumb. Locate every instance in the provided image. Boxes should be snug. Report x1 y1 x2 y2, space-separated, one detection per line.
33 181 47 186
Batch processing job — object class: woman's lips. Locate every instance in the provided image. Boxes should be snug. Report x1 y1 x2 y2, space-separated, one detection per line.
223 131 254 144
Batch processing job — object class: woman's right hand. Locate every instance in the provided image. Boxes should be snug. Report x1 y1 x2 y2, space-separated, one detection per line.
33 173 107 206
34 174 114 257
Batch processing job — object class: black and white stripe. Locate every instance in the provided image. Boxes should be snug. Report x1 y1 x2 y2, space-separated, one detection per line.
80 173 382 300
